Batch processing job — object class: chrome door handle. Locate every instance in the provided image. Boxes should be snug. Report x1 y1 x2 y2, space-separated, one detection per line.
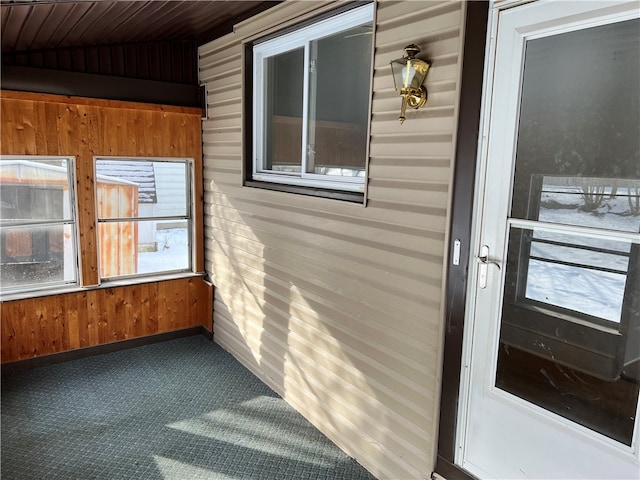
477 245 500 289
477 254 502 270
477 244 501 270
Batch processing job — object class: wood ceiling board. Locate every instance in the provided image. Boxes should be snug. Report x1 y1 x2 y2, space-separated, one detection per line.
1 1 280 53
2 5 33 50
27 3 75 51
53 2 117 48
41 3 94 50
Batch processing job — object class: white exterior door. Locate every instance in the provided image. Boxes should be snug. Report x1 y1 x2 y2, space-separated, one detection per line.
458 1 640 478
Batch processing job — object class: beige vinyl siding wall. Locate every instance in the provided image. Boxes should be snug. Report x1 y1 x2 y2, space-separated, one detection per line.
198 1 465 478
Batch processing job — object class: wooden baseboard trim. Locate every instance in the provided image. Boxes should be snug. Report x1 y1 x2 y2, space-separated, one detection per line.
201 326 214 341
1 326 212 375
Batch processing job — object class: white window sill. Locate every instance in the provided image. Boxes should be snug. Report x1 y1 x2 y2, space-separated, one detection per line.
252 173 365 193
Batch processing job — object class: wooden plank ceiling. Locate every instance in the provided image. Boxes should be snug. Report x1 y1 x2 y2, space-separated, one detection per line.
1 0 279 54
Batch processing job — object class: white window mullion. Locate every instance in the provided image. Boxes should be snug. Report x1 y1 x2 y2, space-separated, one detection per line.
306 39 320 177
300 40 311 178
253 53 265 174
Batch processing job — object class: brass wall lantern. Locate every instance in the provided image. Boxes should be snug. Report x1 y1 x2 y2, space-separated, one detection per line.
390 44 430 124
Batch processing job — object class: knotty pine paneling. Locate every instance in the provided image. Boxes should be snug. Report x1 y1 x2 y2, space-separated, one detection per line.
0 90 205 282
0 91 210 363
0 277 213 363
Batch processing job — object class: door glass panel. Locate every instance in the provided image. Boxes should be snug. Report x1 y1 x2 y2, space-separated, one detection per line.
526 228 631 322
497 19 640 445
511 19 640 228
535 176 640 232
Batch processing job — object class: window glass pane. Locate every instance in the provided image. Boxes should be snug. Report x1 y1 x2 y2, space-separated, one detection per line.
264 48 304 172
1 158 77 293
307 24 372 177
510 227 632 323
95 160 188 218
534 176 640 233
511 19 640 232
95 158 192 280
1 223 76 289
1 160 71 221
99 220 190 278
139 222 190 275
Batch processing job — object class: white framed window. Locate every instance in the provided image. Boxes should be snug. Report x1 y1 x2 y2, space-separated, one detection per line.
94 157 194 280
0 156 79 295
251 3 374 195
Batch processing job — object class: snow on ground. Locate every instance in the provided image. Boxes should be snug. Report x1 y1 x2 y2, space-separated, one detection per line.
138 228 190 274
523 186 639 323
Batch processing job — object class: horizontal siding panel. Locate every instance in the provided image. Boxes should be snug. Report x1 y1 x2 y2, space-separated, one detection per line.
375 0 452 26
207 198 443 253
213 285 440 407
201 142 241 156
205 185 450 231
204 238 444 316
202 128 241 140
206 102 242 118
369 113 456 135
375 3 462 46
253 333 433 472
202 115 242 130
199 1 465 478
198 32 238 61
204 82 238 98
199 67 241 87
369 162 452 183
203 203 444 287
366 183 451 207
202 68 242 89
206 217 441 296
213 293 435 478
206 272 441 356
199 50 241 72
207 235 443 333
202 135 242 149
206 89 242 106
213 325 429 479
204 209 446 276
369 139 454 159
211 281 439 420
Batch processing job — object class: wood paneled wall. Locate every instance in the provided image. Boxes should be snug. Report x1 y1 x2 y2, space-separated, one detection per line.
0 90 210 363
1 278 212 362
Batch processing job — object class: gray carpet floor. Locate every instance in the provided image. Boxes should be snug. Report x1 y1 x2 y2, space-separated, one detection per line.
1 335 378 480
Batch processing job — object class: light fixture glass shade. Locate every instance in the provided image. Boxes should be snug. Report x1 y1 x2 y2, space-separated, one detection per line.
389 44 431 123
390 45 430 91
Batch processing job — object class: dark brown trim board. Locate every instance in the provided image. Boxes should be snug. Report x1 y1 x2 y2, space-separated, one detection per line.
436 0 488 476
435 456 478 480
2 65 201 108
